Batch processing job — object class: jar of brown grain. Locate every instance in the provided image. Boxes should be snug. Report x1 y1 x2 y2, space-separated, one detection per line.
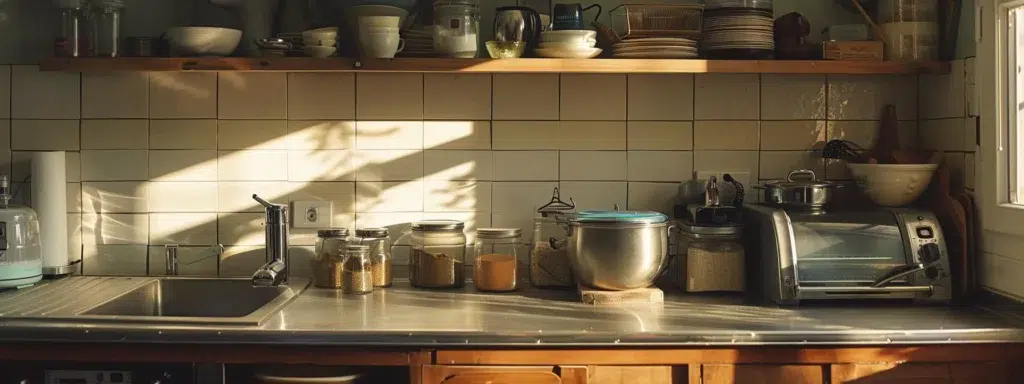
473 228 521 292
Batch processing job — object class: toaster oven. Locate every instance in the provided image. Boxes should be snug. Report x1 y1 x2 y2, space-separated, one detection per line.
744 204 952 305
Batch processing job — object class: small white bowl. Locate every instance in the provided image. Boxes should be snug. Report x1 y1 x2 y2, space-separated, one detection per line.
538 41 596 50
302 27 338 46
535 47 602 59
541 30 598 44
847 163 939 207
358 15 401 28
304 45 338 58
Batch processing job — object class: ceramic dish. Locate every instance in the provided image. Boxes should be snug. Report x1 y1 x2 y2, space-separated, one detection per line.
539 41 597 50
615 45 698 53
613 51 699 58
540 30 598 44
535 47 602 58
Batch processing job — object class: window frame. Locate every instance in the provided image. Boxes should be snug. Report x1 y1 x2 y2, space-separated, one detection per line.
979 0 1024 236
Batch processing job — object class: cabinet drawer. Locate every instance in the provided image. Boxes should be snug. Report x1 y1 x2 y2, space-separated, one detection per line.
422 365 587 384
702 364 824 384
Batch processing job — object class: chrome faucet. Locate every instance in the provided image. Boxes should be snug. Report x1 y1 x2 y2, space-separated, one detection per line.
252 194 289 286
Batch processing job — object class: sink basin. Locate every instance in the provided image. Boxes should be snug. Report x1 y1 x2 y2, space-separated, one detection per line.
77 277 309 326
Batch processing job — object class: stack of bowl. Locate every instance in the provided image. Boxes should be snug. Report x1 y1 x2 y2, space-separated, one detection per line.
535 30 601 58
302 27 338 58
358 15 405 58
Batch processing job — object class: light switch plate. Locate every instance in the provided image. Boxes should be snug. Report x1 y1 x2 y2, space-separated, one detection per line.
292 201 332 229
695 171 752 204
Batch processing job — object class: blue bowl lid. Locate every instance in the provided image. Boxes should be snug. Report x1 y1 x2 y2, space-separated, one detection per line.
571 210 668 224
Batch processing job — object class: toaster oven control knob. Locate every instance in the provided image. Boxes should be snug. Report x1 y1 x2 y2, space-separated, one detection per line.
919 243 941 263
926 266 939 279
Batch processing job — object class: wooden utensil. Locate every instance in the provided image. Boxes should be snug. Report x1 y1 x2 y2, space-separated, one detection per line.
867 104 900 164
850 0 887 41
953 192 977 297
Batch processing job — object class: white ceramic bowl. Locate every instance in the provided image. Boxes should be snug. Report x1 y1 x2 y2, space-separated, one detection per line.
165 27 242 56
541 30 597 44
538 41 596 50
534 47 602 59
358 15 401 28
304 45 338 58
847 163 939 207
347 5 409 35
303 27 338 47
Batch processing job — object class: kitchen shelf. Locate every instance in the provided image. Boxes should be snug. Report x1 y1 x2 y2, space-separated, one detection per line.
39 57 951 74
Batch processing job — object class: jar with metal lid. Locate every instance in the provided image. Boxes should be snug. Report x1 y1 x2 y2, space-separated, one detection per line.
410 220 467 288
342 244 373 294
473 228 521 292
531 212 574 288
91 0 125 57
56 0 91 57
433 0 480 58
311 228 349 289
354 227 392 288
674 223 745 293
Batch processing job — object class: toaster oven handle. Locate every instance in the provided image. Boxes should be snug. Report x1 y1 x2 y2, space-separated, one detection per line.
798 285 933 294
871 260 941 288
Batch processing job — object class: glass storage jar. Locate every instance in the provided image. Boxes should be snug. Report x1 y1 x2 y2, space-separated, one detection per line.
342 244 373 294
433 0 480 58
473 228 521 292
91 0 125 57
56 0 91 57
410 220 467 288
674 224 745 293
530 212 574 289
311 228 350 289
354 227 393 288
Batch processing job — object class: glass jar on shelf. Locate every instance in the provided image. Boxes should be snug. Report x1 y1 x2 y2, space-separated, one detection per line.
473 228 521 292
56 0 91 57
409 220 467 288
91 0 125 57
433 0 480 58
342 244 373 294
354 227 393 288
530 187 576 289
311 228 350 289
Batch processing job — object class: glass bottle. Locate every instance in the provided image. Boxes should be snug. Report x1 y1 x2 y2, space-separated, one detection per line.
409 220 467 288
91 0 125 57
433 0 480 58
354 227 393 288
342 244 373 294
56 0 91 57
311 228 349 289
473 228 520 292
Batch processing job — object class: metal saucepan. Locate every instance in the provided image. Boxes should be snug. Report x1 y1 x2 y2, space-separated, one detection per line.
755 169 840 211
551 211 675 290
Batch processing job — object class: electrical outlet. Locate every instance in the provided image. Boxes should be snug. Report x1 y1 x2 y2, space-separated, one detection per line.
292 201 332 229
696 171 752 205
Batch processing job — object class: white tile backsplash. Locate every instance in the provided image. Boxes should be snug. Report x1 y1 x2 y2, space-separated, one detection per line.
561 74 627 121
218 72 287 119
11 65 80 119
11 67 927 276
81 119 149 149
424 74 491 120
287 73 356 120
627 74 694 121
82 73 150 119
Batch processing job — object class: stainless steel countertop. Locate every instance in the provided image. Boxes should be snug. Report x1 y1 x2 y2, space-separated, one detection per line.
1 277 1023 347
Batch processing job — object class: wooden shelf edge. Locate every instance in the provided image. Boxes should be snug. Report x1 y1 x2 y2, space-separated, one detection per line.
39 57 951 74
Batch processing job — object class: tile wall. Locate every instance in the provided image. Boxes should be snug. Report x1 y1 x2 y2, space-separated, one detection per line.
0 66 920 277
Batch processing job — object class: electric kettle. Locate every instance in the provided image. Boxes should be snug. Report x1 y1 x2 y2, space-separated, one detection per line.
0 175 42 289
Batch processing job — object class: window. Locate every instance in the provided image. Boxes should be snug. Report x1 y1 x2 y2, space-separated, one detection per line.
981 0 1024 235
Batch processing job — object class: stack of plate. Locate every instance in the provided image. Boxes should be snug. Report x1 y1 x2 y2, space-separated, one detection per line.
535 30 602 59
700 7 774 59
399 26 434 57
612 37 698 59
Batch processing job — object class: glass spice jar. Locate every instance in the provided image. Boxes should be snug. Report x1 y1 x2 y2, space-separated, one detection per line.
354 227 393 288
409 220 467 288
311 228 349 289
342 244 373 294
674 223 745 293
473 228 521 292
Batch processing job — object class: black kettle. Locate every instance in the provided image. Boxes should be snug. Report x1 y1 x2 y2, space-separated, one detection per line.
494 6 543 46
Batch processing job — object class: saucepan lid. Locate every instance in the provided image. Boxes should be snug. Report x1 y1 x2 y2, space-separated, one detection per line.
570 210 669 224
762 169 838 188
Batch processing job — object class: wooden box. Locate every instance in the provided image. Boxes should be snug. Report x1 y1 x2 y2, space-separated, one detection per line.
823 41 884 62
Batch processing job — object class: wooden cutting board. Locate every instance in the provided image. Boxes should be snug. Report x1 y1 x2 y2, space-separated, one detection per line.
577 284 664 305
953 192 977 297
923 163 969 298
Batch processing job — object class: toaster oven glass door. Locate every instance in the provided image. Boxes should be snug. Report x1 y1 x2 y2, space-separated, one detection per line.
789 211 909 285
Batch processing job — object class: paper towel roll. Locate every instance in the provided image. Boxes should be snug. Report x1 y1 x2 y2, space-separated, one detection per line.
31 151 69 274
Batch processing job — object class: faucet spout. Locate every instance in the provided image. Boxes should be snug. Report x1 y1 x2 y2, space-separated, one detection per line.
251 194 289 286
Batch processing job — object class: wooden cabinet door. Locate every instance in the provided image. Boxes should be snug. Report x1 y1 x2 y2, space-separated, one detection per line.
422 365 587 384
587 366 673 384
702 364 824 384
832 363 955 384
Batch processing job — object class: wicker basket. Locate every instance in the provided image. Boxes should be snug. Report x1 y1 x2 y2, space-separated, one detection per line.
609 4 704 39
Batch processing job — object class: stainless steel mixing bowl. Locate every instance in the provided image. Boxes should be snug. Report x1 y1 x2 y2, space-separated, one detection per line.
557 212 673 290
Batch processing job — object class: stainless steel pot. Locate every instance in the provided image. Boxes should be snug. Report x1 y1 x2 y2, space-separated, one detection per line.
552 211 674 290
756 169 839 211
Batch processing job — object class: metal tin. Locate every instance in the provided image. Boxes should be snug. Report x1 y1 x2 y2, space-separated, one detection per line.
757 169 840 211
